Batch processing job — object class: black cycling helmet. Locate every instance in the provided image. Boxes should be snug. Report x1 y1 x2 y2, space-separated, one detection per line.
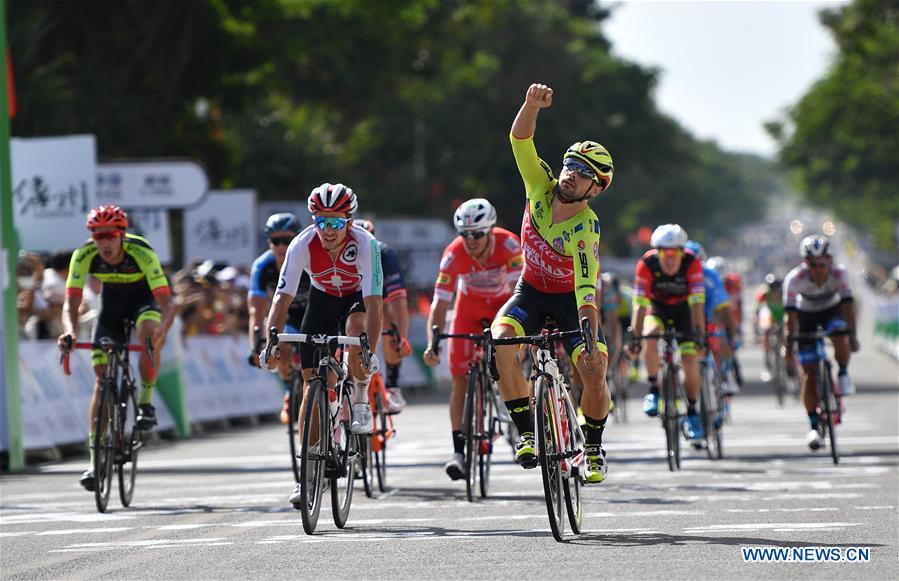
264 212 301 234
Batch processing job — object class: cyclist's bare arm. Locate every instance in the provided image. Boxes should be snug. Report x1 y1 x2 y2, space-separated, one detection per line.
363 295 384 354
424 298 450 365
152 292 177 350
841 301 857 334
58 293 82 348
511 83 553 139
785 311 799 349
385 296 410 342
263 291 293 368
248 294 269 350
690 302 706 338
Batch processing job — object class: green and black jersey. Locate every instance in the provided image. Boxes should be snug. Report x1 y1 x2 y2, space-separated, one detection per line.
65 233 170 299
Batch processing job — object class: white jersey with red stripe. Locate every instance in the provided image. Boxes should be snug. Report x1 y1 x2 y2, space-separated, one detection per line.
277 224 383 299
783 263 852 313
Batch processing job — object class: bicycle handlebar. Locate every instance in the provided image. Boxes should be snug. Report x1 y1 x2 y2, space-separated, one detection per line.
277 330 373 369
60 336 150 377
483 317 593 381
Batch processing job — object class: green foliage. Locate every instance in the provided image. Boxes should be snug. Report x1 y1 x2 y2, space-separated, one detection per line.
768 0 899 251
9 0 776 256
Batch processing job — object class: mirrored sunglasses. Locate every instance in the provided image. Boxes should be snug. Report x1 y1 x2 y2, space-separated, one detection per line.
562 160 596 180
314 216 349 230
91 230 122 241
807 259 829 268
659 248 682 257
459 229 489 240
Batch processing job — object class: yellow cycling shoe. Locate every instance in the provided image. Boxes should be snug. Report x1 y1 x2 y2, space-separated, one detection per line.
584 446 607 484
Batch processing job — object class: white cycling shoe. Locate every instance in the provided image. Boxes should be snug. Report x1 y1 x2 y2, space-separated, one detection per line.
385 388 406 414
351 403 374 434
838 374 856 396
806 428 823 451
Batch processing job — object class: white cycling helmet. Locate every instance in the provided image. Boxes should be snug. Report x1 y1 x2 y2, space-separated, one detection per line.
707 256 727 275
800 234 831 258
307 182 358 216
650 224 688 249
453 198 497 232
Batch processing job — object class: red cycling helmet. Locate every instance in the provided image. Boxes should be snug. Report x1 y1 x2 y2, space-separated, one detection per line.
86 205 129 230
307 183 358 216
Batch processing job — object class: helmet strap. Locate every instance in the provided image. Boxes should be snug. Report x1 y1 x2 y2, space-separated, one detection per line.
556 180 597 204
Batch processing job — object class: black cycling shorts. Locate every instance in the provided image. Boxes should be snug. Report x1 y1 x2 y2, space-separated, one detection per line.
93 285 160 365
795 304 848 364
495 280 607 362
646 301 695 352
298 287 366 368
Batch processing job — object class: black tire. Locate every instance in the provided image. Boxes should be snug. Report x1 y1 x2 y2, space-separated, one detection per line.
699 364 721 461
118 383 141 507
561 398 582 534
94 380 115 513
820 363 839 465
360 436 374 498
464 370 480 502
536 376 566 542
288 377 302 483
479 379 497 499
373 390 389 492
299 379 328 535
772 344 786 407
331 391 357 529
662 366 680 472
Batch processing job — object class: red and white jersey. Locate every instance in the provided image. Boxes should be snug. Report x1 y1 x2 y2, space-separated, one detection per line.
277 224 382 298
783 263 853 313
433 228 523 306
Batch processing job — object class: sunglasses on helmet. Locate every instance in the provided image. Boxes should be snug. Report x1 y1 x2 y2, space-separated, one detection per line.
562 160 596 180
269 236 294 246
314 216 349 231
91 230 122 242
459 229 489 240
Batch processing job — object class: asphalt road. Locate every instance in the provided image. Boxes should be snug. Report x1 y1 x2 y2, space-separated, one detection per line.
2 341 897 580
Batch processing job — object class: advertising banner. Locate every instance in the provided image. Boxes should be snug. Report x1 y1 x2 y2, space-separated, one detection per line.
183 190 257 266
126 208 172 264
96 160 208 209
11 135 97 252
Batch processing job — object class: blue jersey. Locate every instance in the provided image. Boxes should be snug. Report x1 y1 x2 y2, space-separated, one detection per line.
249 249 310 318
379 242 407 303
702 265 730 320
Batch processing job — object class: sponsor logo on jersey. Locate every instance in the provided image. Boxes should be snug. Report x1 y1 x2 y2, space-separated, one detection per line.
584 293 596 304
593 241 600 261
577 239 585 251
563 231 570 242
504 237 521 252
578 251 589 278
342 243 358 263
440 253 455 270
436 273 451 285
552 237 564 252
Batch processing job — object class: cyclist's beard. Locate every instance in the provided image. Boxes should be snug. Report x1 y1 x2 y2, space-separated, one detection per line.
556 182 595 204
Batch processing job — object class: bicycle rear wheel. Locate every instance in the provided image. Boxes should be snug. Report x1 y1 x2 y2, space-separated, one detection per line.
820 364 839 465
662 366 680 471
464 370 481 502
479 379 497 499
299 379 328 534
699 364 721 461
94 381 115 513
118 384 142 507
372 389 389 492
536 376 566 542
288 376 302 483
360 436 374 498
331 391 357 528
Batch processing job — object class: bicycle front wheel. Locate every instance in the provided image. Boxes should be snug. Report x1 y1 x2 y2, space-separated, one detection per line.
118 384 142 507
662 365 681 471
372 389 389 492
536 376 566 542
479 378 497 499
331 390 357 528
699 364 721 461
288 377 302 483
464 370 481 502
820 364 839 465
299 379 328 535
561 397 582 534
94 381 115 513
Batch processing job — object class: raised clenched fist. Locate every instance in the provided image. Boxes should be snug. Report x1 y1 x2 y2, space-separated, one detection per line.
525 83 553 108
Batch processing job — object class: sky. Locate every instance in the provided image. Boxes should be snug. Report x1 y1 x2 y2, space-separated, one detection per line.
604 0 848 157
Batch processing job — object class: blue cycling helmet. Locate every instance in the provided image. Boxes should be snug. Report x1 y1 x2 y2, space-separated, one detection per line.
264 212 301 234
685 240 706 261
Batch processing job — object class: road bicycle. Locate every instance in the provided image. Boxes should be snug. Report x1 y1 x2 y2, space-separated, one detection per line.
789 327 849 465
486 317 593 542
637 328 688 472
267 328 373 534
61 320 152 513
432 324 511 502
698 330 726 460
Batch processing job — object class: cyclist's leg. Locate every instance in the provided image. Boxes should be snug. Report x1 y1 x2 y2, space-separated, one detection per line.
341 295 375 434
673 306 703 439
641 309 664 415
795 309 825 446
824 309 853 394
492 282 542 467
134 304 162 429
446 313 479 475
